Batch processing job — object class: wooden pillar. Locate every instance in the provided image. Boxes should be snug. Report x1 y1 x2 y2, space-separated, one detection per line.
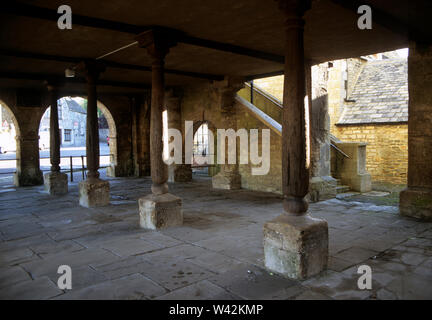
47 84 61 173
43 81 68 195
78 61 105 179
136 30 182 230
76 61 109 207
263 0 328 280
281 0 310 215
150 45 169 194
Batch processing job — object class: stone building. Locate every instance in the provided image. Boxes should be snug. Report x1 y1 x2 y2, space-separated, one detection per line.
0 0 431 300
329 58 408 186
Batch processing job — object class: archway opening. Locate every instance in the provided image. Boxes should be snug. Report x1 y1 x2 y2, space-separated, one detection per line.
38 96 117 181
192 121 218 177
0 101 20 186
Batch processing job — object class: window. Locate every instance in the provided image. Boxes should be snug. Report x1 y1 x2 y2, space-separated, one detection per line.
64 129 71 142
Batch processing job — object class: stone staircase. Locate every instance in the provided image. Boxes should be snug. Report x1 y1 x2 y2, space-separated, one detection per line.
335 179 350 194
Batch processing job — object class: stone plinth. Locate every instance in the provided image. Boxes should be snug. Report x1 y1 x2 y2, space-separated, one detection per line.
13 170 44 187
263 214 328 280
44 172 68 195
138 193 182 230
400 187 432 221
78 178 110 208
212 171 241 190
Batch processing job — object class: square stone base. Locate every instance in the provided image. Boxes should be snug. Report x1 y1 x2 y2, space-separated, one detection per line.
44 172 68 195
400 187 432 221
212 171 241 190
138 193 182 230
78 178 110 208
263 214 328 280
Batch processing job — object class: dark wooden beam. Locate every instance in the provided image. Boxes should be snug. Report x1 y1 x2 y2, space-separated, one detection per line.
2 2 145 34
0 48 224 81
1 3 285 64
0 71 150 89
245 70 284 81
178 35 284 64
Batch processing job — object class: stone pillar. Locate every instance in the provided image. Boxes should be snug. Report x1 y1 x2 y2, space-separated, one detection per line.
166 90 192 182
136 30 182 230
212 77 244 190
400 42 432 220
132 95 151 177
263 0 328 280
77 61 110 207
43 83 68 195
14 132 43 187
308 63 337 201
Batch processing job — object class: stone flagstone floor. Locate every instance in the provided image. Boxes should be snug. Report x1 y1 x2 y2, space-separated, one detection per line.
0 175 431 300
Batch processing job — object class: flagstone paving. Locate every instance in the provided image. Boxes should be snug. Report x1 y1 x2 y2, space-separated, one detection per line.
0 175 431 299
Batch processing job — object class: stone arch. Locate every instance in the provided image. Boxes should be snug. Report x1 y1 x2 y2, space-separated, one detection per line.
96 100 118 176
0 100 20 183
191 119 218 176
0 99 20 137
39 96 118 177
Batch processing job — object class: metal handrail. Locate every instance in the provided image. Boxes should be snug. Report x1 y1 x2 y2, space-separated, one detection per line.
0 154 113 182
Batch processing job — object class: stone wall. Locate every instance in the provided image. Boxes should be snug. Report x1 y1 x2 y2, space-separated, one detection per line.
334 124 408 184
253 76 284 102
180 81 283 194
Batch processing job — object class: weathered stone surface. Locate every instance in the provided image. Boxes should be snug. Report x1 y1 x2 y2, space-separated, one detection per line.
1 175 432 299
0 276 62 300
138 193 182 230
156 280 239 300
78 178 110 208
309 176 337 202
263 214 328 279
400 188 432 221
55 273 166 300
212 170 241 190
208 265 298 299
44 171 68 195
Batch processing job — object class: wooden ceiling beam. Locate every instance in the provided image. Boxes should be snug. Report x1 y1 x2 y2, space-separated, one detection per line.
2 3 285 64
0 49 224 81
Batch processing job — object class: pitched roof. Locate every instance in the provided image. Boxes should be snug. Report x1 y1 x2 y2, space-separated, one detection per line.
63 99 86 114
338 59 408 125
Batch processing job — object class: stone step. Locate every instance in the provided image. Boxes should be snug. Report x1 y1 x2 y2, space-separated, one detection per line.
336 185 350 193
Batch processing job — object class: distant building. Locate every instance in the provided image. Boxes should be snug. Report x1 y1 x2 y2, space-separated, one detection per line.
328 58 408 185
39 97 86 148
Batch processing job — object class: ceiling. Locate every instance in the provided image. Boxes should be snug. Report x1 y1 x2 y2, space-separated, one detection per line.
0 0 429 94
